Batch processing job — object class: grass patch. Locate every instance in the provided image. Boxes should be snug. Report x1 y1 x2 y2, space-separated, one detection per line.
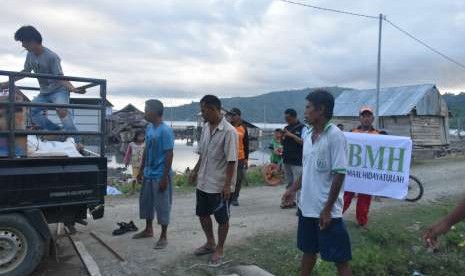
107 166 268 196
171 166 267 194
245 166 266 187
225 198 465 276
173 173 196 193
108 178 140 196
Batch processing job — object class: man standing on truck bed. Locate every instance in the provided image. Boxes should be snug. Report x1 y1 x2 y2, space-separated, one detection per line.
0 25 84 143
133 100 174 250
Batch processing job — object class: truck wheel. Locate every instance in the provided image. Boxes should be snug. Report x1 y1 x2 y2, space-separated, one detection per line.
0 214 45 276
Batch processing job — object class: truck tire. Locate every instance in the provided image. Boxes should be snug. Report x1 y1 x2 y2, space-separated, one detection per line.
0 213 45 276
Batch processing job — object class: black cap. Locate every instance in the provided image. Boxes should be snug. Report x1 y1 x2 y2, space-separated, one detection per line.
229 108 241 116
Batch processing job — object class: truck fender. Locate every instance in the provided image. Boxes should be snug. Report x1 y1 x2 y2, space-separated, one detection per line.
22 209 51 241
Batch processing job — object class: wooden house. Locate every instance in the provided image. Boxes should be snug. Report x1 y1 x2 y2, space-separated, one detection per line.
333 84 450 157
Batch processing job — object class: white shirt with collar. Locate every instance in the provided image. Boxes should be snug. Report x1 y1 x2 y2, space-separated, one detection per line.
299 122 348 218
197 117 238 194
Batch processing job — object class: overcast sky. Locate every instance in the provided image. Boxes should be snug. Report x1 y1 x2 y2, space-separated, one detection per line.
1 0 465 109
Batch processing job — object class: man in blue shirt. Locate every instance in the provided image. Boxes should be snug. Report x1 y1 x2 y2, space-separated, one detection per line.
133 100 174 250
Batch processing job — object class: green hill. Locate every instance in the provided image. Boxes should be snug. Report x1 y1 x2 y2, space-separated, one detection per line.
165 86 350 123
443 92 465 129
165 88 465 128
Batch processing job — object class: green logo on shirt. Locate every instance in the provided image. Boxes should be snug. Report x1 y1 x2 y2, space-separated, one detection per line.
316 158 327 170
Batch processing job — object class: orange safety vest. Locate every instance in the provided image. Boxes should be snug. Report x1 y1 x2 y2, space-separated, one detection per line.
352 126 380 135
235 125 247 160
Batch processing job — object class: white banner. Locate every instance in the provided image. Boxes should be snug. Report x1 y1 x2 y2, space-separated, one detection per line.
343 132 412 199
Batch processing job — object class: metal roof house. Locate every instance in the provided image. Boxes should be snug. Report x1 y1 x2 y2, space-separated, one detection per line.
333 84 450 149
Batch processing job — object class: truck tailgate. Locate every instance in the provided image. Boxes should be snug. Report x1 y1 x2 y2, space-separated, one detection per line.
0 157 106 211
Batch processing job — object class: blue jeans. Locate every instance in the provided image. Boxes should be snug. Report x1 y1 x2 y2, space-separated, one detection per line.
31 89 79 142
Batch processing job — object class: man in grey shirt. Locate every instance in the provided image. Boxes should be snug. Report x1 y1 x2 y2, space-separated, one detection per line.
1 26 84 142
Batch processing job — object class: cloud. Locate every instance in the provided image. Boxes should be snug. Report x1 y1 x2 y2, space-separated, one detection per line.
1 0 465 109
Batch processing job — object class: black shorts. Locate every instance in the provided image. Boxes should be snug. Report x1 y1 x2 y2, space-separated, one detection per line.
196 189 231 225
297 209 352 263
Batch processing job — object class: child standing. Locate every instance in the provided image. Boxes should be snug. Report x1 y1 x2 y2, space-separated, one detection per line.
270 128 284 164
124 130 146 193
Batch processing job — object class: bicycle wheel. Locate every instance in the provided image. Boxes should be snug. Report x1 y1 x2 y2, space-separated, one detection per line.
405 175 424 202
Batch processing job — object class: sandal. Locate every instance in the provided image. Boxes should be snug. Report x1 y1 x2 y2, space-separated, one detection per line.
132 230 153 239
154 239 168 250
194 245 215 256
127 221 138 232
112 221 138 236
208 255 225 268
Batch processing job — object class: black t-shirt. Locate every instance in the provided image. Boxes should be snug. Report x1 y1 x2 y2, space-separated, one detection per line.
282 121 305 166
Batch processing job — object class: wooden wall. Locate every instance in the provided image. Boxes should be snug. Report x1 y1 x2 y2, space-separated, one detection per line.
381 117 411 137
410 116 448 146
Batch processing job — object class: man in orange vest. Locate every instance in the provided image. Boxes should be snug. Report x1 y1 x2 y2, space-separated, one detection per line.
343 106 381 229
229 108 249 207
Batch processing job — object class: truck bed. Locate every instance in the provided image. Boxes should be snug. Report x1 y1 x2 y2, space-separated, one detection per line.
0 157 107 222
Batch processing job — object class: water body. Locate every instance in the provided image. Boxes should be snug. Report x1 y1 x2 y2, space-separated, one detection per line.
107 121 279 174
165 121 286 131
107 139 271 174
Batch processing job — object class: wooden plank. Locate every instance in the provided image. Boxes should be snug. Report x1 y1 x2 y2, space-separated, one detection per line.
56 223 64 236
414 139 442 143
411 128 441 132
72 240 102 276
411 125 441 129
89 231 126 263
411 123 441 127
412 134 441 138
412 132 441 136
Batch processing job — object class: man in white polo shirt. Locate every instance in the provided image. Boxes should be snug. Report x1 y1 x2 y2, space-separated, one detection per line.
189 95 238 267
283 89 352 276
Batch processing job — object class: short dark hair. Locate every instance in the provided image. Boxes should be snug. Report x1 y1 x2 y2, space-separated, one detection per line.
230 107 241 116
284 108 297 118
200 95 221 110
275 128 283 133
145 99 164 116
133 129 145 142
306 89 335 119
14 26 42 44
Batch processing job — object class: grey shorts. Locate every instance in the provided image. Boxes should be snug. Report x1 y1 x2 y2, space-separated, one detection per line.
139 177 172 225
284 164 302 188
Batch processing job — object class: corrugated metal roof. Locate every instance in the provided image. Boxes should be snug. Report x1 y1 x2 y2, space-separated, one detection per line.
334 84 446 117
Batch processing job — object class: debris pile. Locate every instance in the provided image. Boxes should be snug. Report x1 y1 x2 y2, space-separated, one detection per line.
108 104 147 143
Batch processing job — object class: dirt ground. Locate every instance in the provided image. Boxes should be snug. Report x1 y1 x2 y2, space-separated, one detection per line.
32 156 465 276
